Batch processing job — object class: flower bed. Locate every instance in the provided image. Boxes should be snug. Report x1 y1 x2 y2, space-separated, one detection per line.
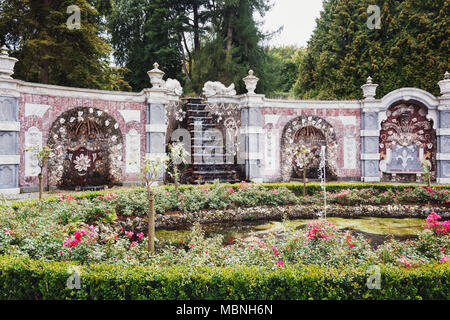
1 182 449 300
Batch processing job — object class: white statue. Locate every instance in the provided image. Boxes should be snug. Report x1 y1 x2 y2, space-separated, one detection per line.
163 78 183 96
202 81 236 97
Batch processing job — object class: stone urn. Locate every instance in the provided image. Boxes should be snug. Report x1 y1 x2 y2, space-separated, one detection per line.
147 62 165 88
438 71 450 97
0 45 18 79
361 76 378 100
243 69 259 94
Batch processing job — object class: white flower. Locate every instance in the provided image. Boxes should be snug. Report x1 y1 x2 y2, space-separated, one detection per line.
73 154 91 172
60 118 65 124
89 108 94 113
78 111 83 117
97 111 103 116
105 120 110 126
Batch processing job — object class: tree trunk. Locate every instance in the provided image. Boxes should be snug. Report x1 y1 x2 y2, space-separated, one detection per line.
303 169 306 197
147 185 155 253
226 11 233 52
38 173 43 200
174 165 179 191
193 1 200 53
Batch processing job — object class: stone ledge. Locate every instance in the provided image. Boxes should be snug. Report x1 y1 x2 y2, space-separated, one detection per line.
436 128 450 136
0 155 20 164
0 121 20 131
436 153 450 161
360 129 380 137
145 124 167 133
362 177 381 182
437 177 450 184
0 188 20 195
360 153 380 160
240 126 263 134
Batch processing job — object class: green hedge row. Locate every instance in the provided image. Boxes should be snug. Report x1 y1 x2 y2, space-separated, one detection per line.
0 255 449 300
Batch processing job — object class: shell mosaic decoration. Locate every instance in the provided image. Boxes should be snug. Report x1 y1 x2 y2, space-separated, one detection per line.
47 107 123 188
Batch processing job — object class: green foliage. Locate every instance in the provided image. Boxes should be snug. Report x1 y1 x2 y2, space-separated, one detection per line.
263 46 305 98
292 0 449 99
185 0 272 95
108 0 185 92
0 255 448 299
0 0 129 90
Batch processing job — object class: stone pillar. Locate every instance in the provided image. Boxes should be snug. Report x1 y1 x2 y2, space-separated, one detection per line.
437 71 450 184
145 63 168 182
240 70 263 182
360 76 381 182
0 46 20 194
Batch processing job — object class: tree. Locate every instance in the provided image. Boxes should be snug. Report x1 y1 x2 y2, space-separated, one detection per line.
168 142 190 191
25 144 51 200
422 159 432 188
108 0 184 92
0 0 128 90
292 0 449 99
294 144 314 197
263 46 305 98
139 155 168 253
187 0 272 95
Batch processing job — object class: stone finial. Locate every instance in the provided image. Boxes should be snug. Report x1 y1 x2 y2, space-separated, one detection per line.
444 71 450 80
361 75 378 100
0 45 18 79
147 62 165 88
1 45 9 56
438 71 450 97
243 69 259 94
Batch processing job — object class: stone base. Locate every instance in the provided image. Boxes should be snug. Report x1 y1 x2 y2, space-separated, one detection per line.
436 177 450 184
0 188 20 195
362 177 381 182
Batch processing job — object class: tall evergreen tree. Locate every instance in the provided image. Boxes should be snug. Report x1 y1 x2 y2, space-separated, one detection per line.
0 0 128 90
108 0 184 92
293 0 449 99
188 0 271 95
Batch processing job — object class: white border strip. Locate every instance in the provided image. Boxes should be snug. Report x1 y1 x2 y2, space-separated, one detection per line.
436 153 450 161
437 128 450 136
362 177 380 182
146 124 167 133
0 155 20 165
0 121 20 131
361 153 380 160
0 188 20 195
360 130 380 137
240 126 263 134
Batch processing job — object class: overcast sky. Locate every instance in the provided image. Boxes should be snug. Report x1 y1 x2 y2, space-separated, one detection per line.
260 0 324 48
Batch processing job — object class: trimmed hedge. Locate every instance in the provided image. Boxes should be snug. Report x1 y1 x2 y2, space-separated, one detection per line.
0 255 449 300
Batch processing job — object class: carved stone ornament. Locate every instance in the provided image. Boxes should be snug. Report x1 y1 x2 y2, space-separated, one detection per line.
47 107 123 188
202 81 236 97
280 115 338 182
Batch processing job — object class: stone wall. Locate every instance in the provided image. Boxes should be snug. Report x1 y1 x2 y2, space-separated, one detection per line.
1 47 449 193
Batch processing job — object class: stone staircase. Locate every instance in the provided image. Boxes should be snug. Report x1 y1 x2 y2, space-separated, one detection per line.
186 97 238 183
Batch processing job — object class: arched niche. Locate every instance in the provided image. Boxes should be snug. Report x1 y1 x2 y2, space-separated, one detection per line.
280 115 338 181
379 101 437 181
47 107 123 189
